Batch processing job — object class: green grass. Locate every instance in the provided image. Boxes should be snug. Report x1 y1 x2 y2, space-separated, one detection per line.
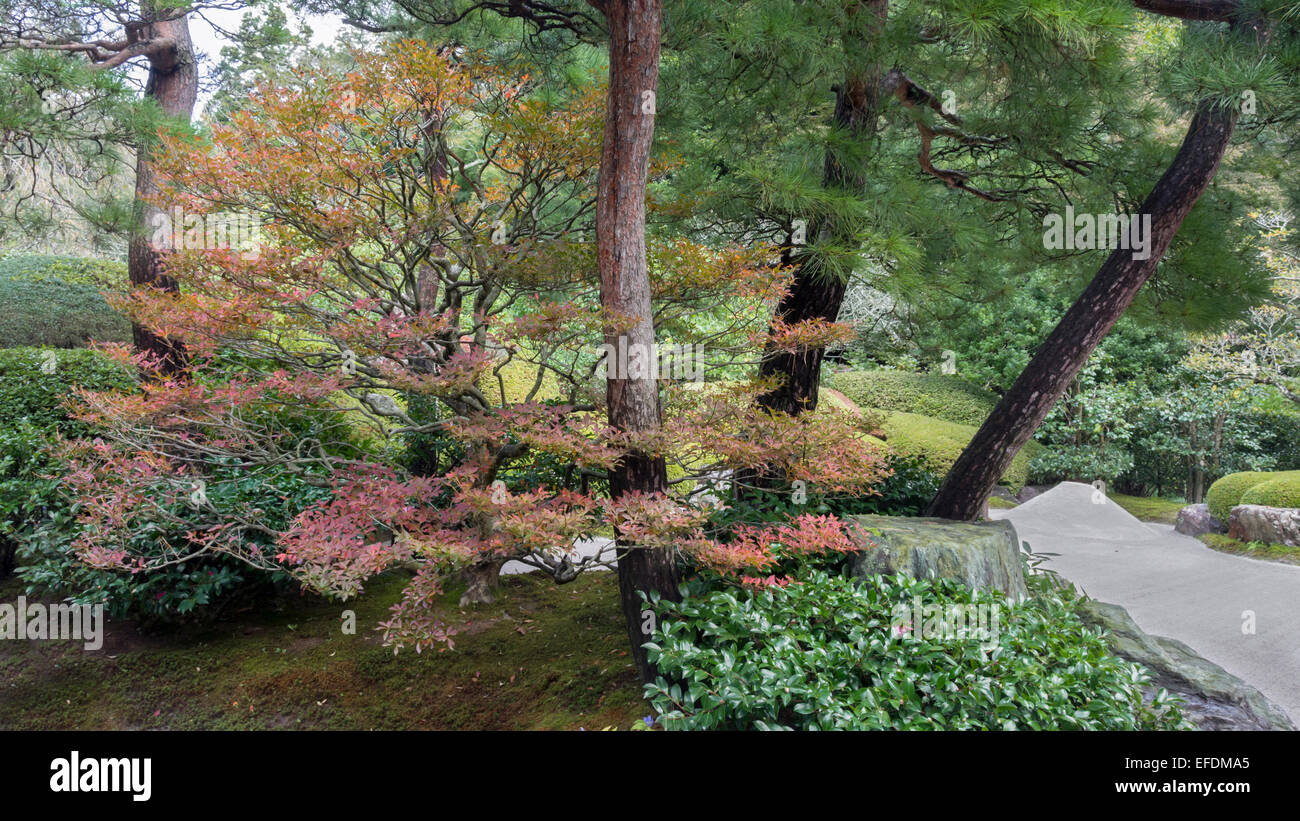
1198 533 1300 566
0 569 649 730
987 496 1017 509
1109 493 1185 525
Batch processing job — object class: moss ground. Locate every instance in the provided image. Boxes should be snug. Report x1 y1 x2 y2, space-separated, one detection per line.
1109 493 1185 525
0 569 648 730
1197 533 1300 567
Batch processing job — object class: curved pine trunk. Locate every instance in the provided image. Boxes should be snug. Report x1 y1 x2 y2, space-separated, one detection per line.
925 99 1240 520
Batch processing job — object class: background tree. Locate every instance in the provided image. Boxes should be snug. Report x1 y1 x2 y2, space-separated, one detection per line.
928 0 1296 519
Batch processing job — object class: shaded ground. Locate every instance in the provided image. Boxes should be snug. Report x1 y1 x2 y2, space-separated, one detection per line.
0 570 648 730
993 481 1300 724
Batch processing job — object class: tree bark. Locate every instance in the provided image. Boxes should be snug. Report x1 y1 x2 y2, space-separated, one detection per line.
756 0 888 416
127 8 197 378
926 99 1239 520
590 0 679 684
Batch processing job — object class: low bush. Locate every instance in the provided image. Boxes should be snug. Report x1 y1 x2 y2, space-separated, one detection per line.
1239 476 1300 510
0 254 131 348
18 461 332 622
0 347 136 433
1206 470 1300 521
876 410 1042 493
0 348 136 577
831 369 998 427
643 570 1185 730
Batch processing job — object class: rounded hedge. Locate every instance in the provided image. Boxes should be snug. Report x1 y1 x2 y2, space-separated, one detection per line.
0 254 131 348
1239 476 1300 510
876 409 1043 493
0 346 136 433
1206 470 1300 521
831 369 999 427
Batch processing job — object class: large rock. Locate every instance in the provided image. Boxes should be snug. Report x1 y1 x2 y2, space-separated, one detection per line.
845 515 1027 600
1015 484 1054 504
1174 503 1226 537
1227 504 1300 547
1078 600 1295 731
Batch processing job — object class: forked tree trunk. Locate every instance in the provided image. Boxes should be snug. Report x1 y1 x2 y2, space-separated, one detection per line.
757 0 888 416
926 99 1240 520
127 9 197 378
590 0 680 684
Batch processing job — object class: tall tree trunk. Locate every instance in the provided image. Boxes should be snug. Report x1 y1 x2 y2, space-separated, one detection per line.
757 0 888 416
128 8 197 378
926 99 1239 520
591 0 678 684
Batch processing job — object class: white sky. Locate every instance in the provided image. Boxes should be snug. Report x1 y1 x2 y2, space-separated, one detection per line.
182 5 347 115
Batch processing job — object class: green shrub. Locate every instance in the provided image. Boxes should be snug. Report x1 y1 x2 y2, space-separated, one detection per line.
18 460 332 623
0 254 131 348
0 346 137 434
876 410 1042 493
0 347 137 577
1206 470 1300 520
643 570 1185 730
1239 476 1300 510
831 370 999 427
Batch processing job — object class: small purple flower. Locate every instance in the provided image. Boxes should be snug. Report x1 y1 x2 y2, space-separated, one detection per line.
643 715 655 728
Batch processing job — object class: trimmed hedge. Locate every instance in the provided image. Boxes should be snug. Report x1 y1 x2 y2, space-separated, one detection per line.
0 346 136 433
831 369 999 427
1206 470 1300 521
0 254 131 348
1239 476 1300 510
876 409 1043 493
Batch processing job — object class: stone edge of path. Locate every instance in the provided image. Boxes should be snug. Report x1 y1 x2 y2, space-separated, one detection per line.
1078 599 1296 731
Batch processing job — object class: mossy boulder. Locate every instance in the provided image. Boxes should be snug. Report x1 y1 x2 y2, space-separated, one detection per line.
1227 505 1300 547
844 514 1028 600
830 369 998 427
1206 470 1300 521
1078 600 1294 731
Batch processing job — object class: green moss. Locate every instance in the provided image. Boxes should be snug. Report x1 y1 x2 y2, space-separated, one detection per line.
1239 477 1300 510
1109 493 1186 525
0 569 648 730
874 409 1040 493
1198 533 1300 567
987 496 1017 509
831 370 999 427
1206 470 1300 521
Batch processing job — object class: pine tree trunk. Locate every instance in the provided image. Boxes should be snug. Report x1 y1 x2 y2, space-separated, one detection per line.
926 99 1239 520
127 10 197 378
757 0 887 416
592 0 679 684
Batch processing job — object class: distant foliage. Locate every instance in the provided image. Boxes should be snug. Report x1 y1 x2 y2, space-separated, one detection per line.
0 254 130 348
831 369 999 427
